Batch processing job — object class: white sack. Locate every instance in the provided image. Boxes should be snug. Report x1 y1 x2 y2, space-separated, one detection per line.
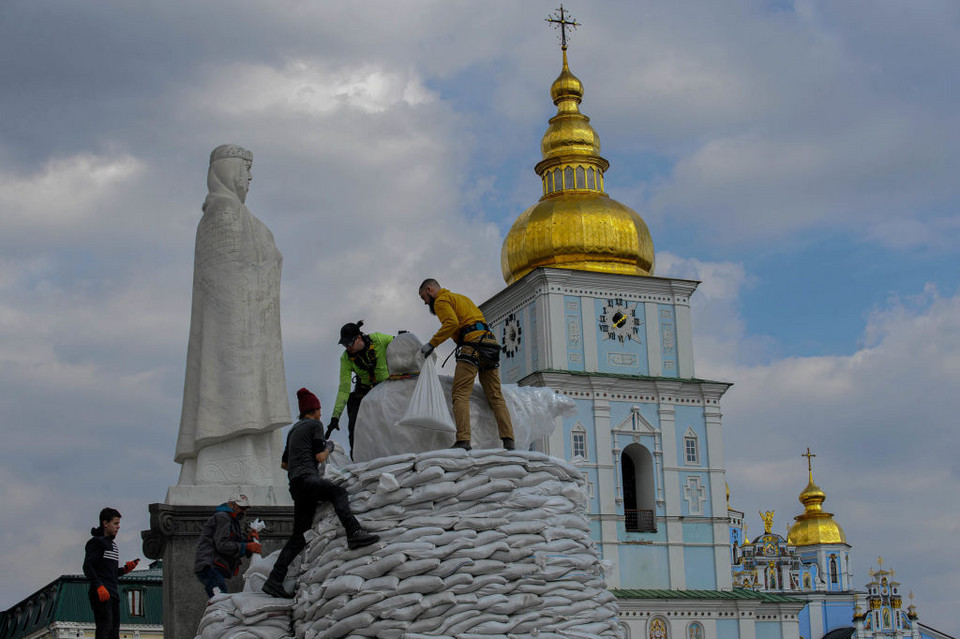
396 356 456 433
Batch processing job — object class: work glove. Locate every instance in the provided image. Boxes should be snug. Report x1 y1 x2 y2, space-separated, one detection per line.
96 585 110 602
245 541 262 555
420 343 434 357
324 416 339 439
123 558 140 573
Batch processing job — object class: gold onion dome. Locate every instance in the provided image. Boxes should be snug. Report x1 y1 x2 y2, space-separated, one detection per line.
787 472 847 546
501 49 655 284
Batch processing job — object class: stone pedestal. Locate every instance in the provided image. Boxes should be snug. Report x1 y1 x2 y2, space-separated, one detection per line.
141 502 294 639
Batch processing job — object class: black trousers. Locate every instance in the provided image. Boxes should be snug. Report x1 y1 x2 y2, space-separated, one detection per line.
346 386 369 459
267 476 358 583
88 590 120 639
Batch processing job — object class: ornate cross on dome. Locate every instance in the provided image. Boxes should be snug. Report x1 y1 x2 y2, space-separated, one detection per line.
546 5 580 51
802 447 816 472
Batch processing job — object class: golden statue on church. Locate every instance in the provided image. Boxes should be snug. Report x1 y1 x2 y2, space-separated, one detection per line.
760 510 775 533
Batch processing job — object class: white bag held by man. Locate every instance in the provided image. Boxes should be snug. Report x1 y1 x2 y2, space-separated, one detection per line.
396 356 456 433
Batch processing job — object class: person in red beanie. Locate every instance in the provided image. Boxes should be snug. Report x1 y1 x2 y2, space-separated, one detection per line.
262 388 380 598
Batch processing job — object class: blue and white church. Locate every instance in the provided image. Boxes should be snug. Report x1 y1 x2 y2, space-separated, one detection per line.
477 30 952 639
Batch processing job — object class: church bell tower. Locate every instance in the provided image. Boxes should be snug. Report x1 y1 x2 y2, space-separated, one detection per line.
480 15 733 591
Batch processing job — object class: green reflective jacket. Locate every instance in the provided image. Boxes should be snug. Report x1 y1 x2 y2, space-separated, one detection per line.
332 332 394 419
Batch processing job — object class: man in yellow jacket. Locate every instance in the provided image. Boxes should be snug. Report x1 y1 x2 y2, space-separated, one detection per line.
418 278 515 451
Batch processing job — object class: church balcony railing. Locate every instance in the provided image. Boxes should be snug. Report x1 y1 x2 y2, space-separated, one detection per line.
625 509 656 532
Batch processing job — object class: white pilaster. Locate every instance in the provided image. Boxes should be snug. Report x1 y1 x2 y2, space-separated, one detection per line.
582 296 599 371
593 397 619 586
675 302 695 378
546 289 567 370
644 302 662 377
659 397 685 588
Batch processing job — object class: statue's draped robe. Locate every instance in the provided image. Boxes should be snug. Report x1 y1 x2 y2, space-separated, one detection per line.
175 159 290 486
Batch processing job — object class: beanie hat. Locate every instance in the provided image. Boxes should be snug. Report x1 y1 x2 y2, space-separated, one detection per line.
297 387 321 415
338 320 364 346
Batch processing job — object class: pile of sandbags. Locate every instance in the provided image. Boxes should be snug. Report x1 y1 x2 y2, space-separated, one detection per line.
195 591 294 639
192 549 301 638
353 332 576 461
292 449 624 639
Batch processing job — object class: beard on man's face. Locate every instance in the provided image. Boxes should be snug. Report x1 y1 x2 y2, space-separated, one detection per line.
428 297 436 315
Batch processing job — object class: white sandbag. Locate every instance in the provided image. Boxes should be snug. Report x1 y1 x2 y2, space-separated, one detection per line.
376 472 400 492
322 574 364 598
329 592 385 621
392 557 441 579
385 331 425 375
322 612 374 639
396 574 445 594
396 356 456 433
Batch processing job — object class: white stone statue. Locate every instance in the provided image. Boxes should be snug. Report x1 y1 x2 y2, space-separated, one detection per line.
169 144 291 505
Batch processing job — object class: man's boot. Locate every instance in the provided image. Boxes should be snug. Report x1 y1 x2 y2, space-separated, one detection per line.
502 437 515 450
344 518 380 550
451 440 472 451
262 579 293 599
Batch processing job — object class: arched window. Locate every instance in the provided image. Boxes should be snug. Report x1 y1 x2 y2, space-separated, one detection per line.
649 616 668 639
552 169 561 193
622 443 656 532
576 166 585 188
587 167 596 189
683 428 700 465
830 556 839 583
572 423 587 459
687 622 704 639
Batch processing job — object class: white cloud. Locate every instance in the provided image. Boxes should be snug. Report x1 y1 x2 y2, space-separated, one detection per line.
198 59 435 118
672 256 959 632
0 154 143 237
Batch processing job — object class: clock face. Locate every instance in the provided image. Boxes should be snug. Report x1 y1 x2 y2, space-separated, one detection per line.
502 313 522 359
598 298 642 343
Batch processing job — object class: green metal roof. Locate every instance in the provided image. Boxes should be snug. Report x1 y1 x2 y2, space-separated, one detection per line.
0 562 163 639
612 588 804 603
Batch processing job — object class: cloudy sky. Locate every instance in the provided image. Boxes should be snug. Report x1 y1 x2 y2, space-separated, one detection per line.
1 0 957 633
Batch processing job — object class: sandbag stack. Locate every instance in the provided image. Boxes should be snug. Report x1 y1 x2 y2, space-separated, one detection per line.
195 592 295 639
292 449 624 638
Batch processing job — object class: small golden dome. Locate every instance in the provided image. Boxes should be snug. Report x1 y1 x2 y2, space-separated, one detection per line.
787 474 847 546
501 48 654 284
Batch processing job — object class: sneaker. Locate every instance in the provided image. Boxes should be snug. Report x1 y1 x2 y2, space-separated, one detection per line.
347 530 381 550
451 440 472 451
502 437 516 450
262 580 293 599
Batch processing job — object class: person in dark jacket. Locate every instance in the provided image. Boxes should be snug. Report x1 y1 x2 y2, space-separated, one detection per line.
194 494 261 598
261 388 380 598
82 507 139 639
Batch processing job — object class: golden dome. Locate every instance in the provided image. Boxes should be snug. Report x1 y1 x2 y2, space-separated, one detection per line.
501 49 654 284
787 473 847 546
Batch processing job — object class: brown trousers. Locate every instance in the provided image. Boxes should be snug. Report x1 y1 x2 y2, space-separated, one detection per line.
451 351 515 443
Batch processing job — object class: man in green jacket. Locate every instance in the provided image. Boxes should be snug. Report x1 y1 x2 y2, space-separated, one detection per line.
330 321 393 458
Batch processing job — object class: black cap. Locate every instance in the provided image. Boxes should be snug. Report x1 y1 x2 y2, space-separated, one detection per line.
338 321 363 346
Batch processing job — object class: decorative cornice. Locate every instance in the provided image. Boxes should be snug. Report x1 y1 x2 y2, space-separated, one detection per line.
141 502 294 559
